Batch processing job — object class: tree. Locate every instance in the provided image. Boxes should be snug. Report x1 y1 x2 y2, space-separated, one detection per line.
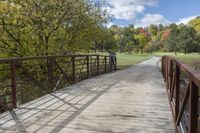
135 32 149 54
148 24 158 53
148 24 158 36
189 16 200 33
0 0 108 57
92 27 117 52
123 25 137 53
164 24 179 55
177 25 197 54
110 25 124 52
158 24 164 32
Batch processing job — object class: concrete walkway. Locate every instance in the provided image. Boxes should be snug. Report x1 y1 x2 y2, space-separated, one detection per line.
0 57 175 133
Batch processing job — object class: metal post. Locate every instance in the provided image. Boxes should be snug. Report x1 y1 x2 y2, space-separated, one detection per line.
110 56 112 71
169 60 173 91
48 58 54 91
189 82 198 133
166 60 170 90
10 61 17 108
162 58 165 80
86 55 89 78
175 64 180 121
104 56 107 73
72 56 76 83
97 55 99 75
114 56 117 71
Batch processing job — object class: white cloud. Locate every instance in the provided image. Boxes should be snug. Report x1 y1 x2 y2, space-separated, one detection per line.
106 5 144 20
106 22 114 28
102 0 197 27
104 0 158 20
105 22 125 28
175 15 197 25
107 0 158 7
134 14 198 27
135 13 170 27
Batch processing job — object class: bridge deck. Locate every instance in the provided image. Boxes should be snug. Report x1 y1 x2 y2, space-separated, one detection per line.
0 57 175 133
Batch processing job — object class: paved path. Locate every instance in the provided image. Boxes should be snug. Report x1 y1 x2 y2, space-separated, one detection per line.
0 57 175 133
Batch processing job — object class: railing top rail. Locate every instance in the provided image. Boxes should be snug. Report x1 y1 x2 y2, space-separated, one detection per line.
162 55 200 88
0 54 110 63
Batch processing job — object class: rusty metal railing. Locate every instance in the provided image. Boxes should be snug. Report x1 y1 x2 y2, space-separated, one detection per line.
162 56 200 133
0 54 116 113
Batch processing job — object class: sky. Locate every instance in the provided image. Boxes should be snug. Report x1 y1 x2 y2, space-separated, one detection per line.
97 0 200 27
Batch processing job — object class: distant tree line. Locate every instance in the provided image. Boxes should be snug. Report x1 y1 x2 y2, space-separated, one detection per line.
105 17 200 55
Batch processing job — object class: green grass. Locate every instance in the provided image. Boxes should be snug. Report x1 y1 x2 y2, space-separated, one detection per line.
116 52 200 70
117 53 151 69
155 52 200 69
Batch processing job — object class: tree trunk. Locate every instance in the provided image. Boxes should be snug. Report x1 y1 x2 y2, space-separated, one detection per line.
128 48 132 54
141 47 143 54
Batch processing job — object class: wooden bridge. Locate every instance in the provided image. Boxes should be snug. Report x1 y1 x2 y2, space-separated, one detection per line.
0 55 199 133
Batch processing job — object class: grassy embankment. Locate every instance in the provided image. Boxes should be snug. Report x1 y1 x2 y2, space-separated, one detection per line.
116 52 200 70
117 53 151 69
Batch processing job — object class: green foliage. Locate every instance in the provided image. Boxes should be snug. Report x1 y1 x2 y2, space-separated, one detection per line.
0 0 109 57
161 24 200 55
163 24 179 54
189 16 200 33
109 25 125 52
135 33 149 54
148 24 158 36
107 18 200 55
178 25 198 54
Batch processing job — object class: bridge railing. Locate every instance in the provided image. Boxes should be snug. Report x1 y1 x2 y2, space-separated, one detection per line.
0 54 116 113
162 55 200 133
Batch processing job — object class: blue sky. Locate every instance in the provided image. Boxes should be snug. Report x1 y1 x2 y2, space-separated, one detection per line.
99 0 200 27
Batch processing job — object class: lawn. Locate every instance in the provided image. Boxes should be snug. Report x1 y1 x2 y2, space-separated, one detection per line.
117 53 151 69
155 52 200 70
116 52 200 70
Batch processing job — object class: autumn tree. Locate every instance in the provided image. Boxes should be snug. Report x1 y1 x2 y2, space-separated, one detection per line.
135 29 149 54
148 24 158 53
